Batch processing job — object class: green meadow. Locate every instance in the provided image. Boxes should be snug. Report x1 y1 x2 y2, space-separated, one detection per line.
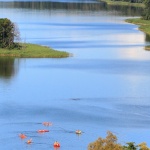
0 43 70 58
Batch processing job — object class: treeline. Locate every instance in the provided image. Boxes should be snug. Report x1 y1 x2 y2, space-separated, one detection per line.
0 1 143 16
109 0 150 20
88 131 150 150
109 0 144 3
0 1 107 11
142 0 150 20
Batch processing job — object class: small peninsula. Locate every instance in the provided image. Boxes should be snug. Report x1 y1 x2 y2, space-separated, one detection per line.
0 43 70 58
126 18 150 50
0 18 69 58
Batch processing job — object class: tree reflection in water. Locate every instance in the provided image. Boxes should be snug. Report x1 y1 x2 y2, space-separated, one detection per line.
0 1 143 16
145 34 150 42
0 57 19 79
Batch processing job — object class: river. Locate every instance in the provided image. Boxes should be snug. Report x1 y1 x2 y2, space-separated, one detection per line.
0 0 150 150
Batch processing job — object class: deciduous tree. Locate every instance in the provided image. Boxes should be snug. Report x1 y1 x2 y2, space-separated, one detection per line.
0 18 20 49
138 142 150 150
88 131 123 150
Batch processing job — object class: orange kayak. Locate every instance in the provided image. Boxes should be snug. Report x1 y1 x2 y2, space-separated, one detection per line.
19 133 27 139
37 129 49 133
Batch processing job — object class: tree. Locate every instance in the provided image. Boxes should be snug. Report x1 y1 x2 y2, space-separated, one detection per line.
0 18 20 49
123 142 137 150
142 0 150 20
88 131 123 150
138 142 150 150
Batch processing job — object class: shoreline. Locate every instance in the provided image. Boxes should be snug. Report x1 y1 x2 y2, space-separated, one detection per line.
125 18 150 50
0 43 70 58
99 0 144 7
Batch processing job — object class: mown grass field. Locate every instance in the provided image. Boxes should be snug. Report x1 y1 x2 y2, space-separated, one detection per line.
0 43 70 58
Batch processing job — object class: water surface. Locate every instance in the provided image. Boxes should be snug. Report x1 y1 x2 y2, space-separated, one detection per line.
0 1 150 150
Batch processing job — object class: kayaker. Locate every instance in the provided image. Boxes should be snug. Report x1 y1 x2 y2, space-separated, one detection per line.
54 141 60 147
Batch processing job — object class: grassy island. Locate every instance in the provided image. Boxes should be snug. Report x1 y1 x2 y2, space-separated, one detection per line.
125 18 150 50
0 43 70 58
99 0 144 7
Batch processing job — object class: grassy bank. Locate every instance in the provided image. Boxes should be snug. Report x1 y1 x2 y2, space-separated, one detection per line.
125 18 150 50
0 43 70 58
99 0 144 7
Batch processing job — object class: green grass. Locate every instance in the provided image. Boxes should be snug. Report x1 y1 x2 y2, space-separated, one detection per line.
0 43 70 58
126 18 150 50
126 18 150 35
100 0 144 7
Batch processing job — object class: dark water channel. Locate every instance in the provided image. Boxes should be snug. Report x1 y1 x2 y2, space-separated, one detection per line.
0 0 150 150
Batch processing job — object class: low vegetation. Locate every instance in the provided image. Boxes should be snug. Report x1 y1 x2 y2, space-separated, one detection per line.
99 0 144 7
126 18 150 35
0 43 69 58
88 131 150 150
125 18 150 50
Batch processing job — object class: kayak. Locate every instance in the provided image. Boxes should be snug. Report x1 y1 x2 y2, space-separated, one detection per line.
75 130 82 134
37 129 49 133
19 133 27 139
42 122 52 126
26 138 32 144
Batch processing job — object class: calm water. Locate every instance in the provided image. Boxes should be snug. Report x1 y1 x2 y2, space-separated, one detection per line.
0 1 150 150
